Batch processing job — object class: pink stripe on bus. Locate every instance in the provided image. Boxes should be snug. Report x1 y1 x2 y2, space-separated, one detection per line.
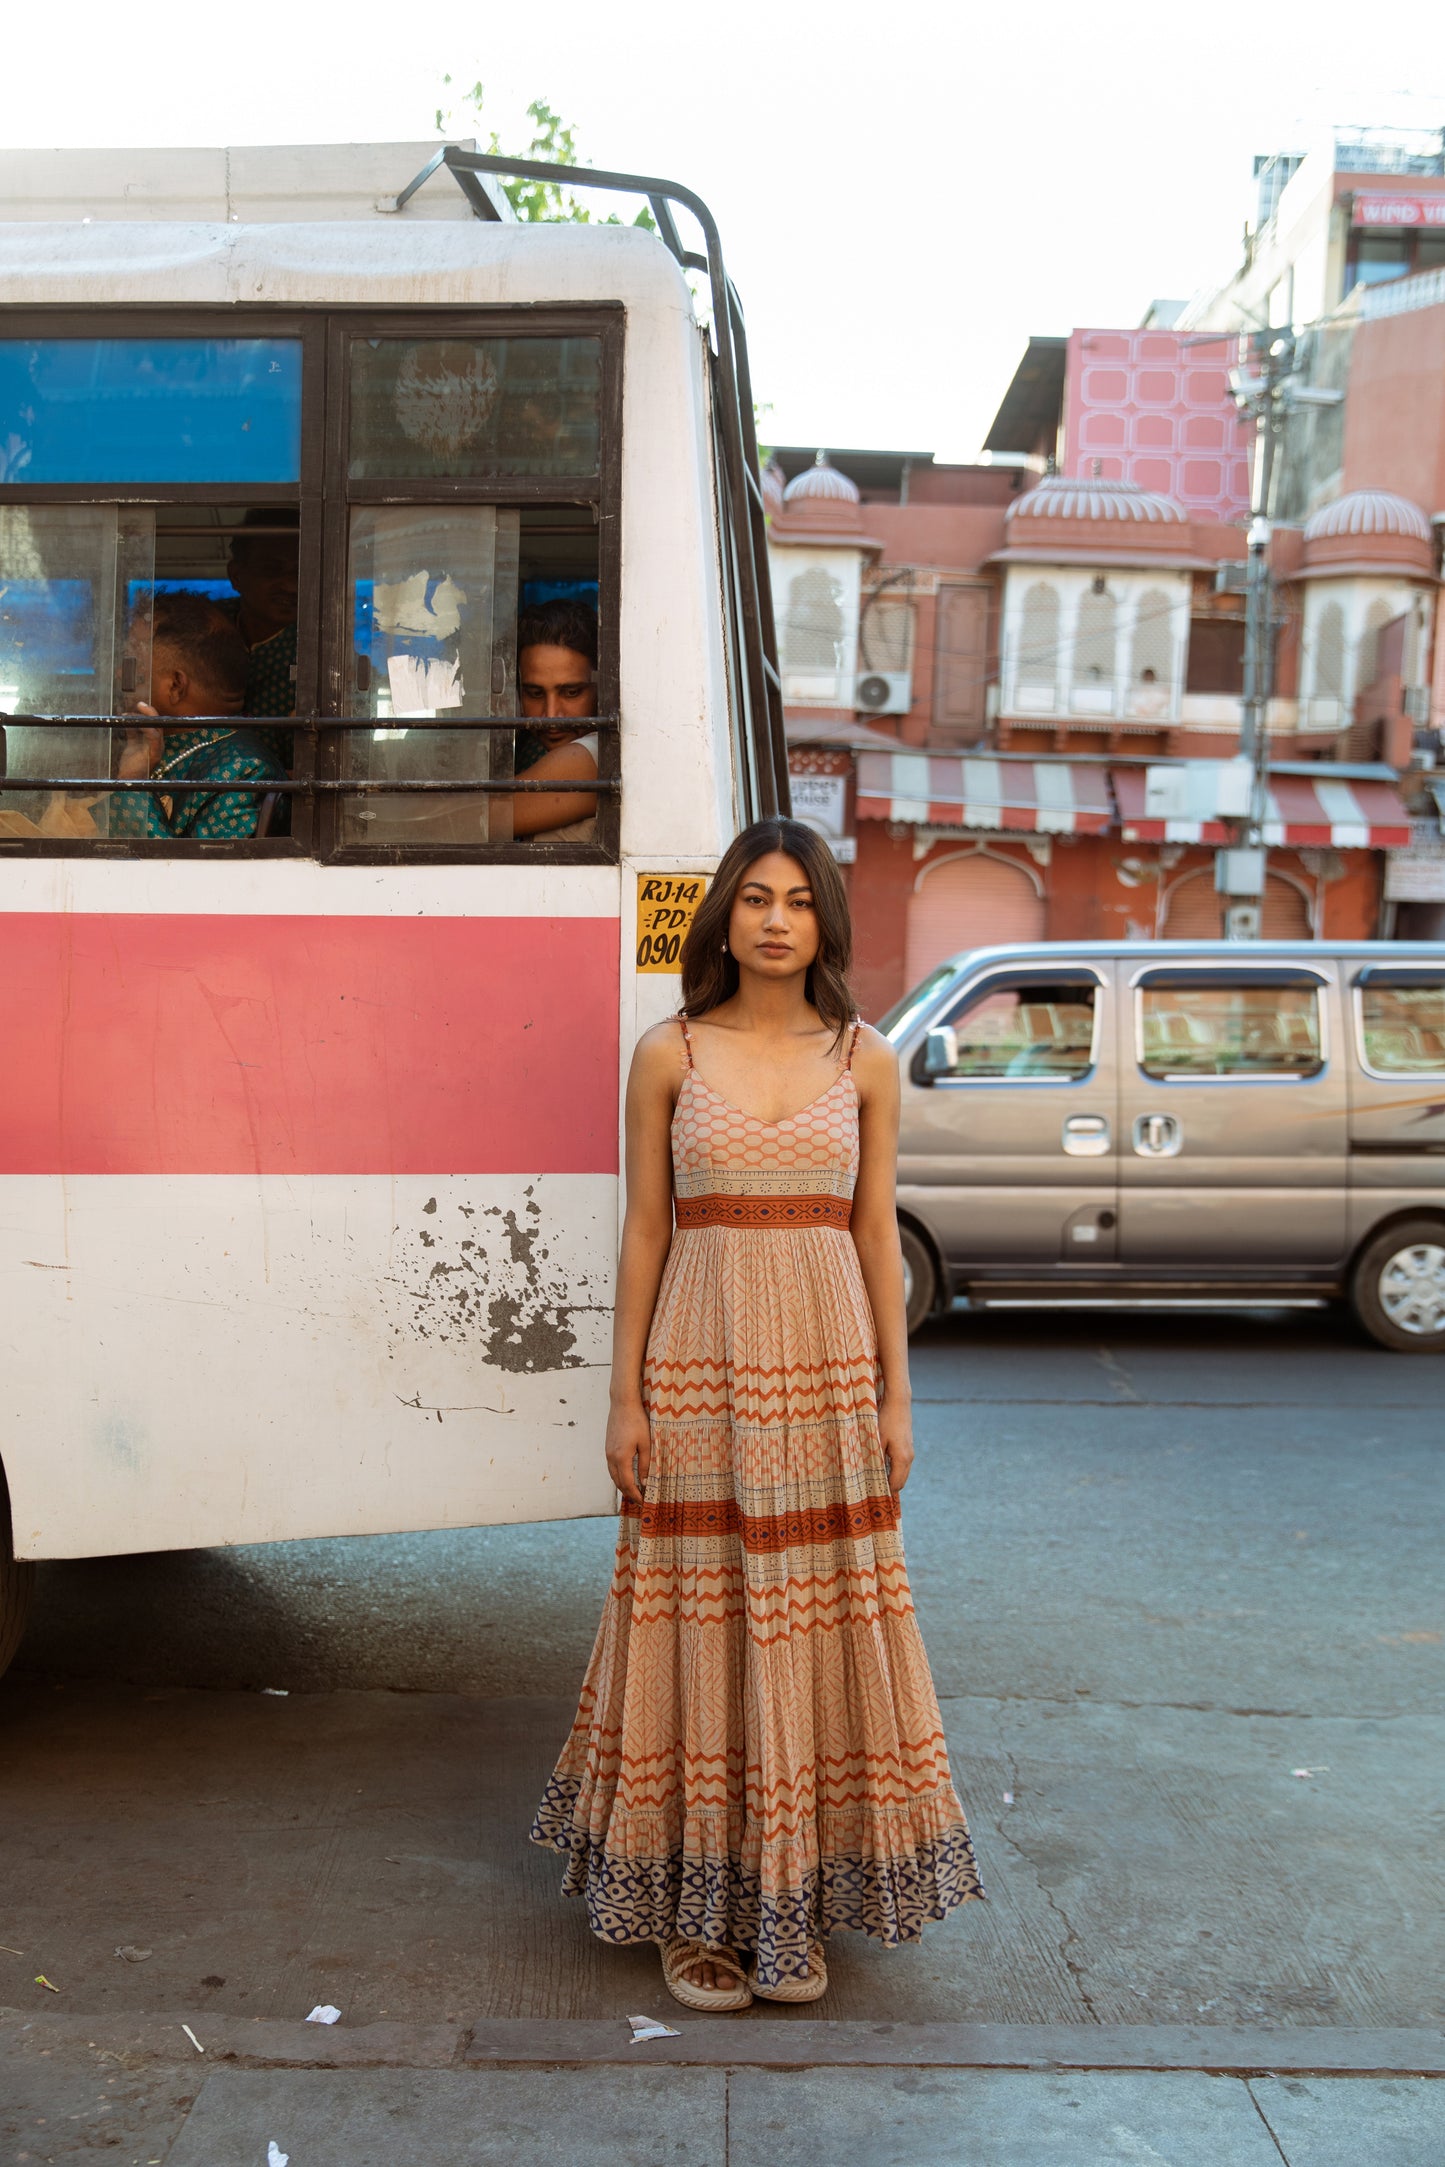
0 913 620 1176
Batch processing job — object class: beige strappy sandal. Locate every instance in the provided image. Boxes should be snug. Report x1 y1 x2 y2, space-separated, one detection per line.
748 1939 829 2003
661 1938 753 2012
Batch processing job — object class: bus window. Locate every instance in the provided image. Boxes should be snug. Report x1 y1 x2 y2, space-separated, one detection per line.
0 337 302 484
335 330 610 858
348 337 600 480
0 311 617 859
0 503 152 840
344 505 519 847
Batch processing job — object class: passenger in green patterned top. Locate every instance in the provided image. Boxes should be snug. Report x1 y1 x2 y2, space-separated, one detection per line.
226 507 299 768
112 593 285 841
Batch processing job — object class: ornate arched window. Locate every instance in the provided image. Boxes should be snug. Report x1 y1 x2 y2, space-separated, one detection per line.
1014 580 1059 710
1312 600 1345 701
1072 586 1117 712
782 565 844 671
1357 597 1394 691
1131 587 1175 715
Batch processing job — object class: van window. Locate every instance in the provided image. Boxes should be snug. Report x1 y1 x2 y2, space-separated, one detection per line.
1139 982 1323 1079
935 977 1098 1080
878 963 959 1043
1359 981 1445 1075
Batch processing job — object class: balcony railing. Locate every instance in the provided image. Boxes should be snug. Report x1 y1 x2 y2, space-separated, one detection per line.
1333 126 1445 177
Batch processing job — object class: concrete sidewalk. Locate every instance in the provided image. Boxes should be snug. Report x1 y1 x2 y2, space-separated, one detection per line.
4 2017 1443 2165
3 1680 1441 2035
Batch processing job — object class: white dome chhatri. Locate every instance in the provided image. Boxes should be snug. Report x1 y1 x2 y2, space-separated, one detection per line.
1303 489 1432 542
783 450 861 506
1008 473 1187 525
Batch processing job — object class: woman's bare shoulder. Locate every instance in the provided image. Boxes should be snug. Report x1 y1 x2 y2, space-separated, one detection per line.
850 1022 899 1091
632 1017 689 1077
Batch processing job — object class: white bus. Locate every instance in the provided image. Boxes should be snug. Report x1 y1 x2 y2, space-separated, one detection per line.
0 140 787 1672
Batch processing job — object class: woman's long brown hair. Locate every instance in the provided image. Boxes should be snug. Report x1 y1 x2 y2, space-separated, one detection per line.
680 818 856 1050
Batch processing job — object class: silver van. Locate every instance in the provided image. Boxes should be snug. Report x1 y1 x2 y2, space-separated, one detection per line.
882 941 1445 1352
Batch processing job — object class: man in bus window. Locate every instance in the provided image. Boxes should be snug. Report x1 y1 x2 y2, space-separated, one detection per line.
225 507 298 767
512 596 600 841
112 592 285 842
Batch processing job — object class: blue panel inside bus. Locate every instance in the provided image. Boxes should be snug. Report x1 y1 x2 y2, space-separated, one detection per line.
0 580 97 682
521 579 600 610
0 340 303 484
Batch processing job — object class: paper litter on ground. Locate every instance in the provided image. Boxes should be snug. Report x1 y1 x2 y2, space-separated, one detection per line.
268 2145 289 2167
115 1945 153 1962
627 2013 681 2041
305 2005 342 2024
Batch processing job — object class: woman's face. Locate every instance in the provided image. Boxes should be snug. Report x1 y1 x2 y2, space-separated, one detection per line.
518 642 598 750
727 850 821 982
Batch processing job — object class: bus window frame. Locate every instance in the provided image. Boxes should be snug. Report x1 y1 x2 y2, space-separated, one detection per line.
319 305 622 867
0 302 623 866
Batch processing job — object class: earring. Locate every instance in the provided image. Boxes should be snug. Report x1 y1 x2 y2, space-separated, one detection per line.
721 939 728 953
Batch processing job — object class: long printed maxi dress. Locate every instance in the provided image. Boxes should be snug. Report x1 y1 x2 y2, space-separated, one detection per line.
530 1017 983 1990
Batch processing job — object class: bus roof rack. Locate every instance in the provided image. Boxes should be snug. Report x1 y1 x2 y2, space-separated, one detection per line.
392 145 788 822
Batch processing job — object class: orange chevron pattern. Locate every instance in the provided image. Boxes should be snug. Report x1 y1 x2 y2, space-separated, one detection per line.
531 1028 983 1991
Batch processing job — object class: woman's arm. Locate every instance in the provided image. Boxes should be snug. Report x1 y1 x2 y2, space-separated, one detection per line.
604 1025 681 1506
510 740 599 838
849 1026 915 1494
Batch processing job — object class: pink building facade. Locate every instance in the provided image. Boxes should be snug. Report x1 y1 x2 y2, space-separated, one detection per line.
1063 329 1252 523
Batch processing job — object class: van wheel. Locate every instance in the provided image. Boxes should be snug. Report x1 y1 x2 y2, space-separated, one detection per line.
1350 1218 1445 1353
0 1464 35 1681
899 1223 939 1335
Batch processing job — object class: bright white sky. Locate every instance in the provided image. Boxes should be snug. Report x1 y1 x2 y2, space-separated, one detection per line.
10 0 1445 460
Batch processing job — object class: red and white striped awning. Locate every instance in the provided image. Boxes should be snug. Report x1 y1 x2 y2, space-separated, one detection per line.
855 753 1113 834
1113 766 1412 849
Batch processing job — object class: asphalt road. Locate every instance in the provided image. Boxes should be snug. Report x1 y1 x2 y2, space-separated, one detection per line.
2 1306 1441 2052
10 1305 1441 1715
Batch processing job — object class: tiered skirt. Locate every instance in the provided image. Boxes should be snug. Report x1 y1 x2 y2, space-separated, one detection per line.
530 1222 983 1991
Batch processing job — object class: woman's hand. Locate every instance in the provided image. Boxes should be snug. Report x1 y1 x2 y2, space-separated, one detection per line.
879 1385 914 1495
605 1397 652 1508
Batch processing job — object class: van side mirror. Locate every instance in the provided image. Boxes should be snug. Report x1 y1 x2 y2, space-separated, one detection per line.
920 1026 958 1081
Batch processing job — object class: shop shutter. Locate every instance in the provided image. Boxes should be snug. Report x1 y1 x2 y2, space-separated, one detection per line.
1162 869 1313 939
1261 875 1312 937
905 853 1045 986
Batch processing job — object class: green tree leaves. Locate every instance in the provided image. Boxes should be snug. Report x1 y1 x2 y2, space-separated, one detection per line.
436 81 655 230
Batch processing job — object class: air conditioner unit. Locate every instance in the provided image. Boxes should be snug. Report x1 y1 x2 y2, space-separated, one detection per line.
856 670 913 715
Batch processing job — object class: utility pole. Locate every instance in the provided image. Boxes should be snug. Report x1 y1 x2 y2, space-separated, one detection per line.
1241 332 1291 809
1220 329 1344 936
1222 331 1293 936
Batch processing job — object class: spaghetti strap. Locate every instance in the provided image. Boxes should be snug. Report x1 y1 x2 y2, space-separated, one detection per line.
846 1017 863 1070
677 1013 694 1069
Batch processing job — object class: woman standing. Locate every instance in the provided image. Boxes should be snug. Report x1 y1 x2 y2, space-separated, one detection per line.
531 818 982 2009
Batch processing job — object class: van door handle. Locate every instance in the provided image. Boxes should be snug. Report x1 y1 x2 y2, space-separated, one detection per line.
1132 1112 1182 1157
1062 1114 1110 1157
